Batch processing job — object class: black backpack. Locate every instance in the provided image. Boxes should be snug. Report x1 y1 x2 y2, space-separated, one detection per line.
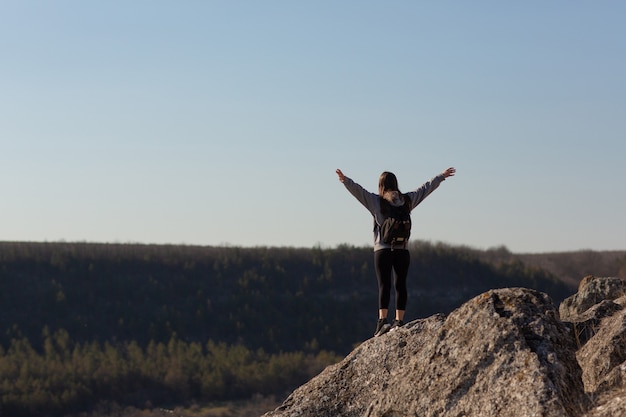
379 195 412 246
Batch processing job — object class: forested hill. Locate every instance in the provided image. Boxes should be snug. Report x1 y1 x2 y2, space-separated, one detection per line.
0 241 574 355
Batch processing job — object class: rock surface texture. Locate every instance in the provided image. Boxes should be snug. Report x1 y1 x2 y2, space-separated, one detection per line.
264 277 626 417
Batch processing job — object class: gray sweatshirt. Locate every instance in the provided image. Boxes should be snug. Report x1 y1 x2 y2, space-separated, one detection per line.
342 174 446 251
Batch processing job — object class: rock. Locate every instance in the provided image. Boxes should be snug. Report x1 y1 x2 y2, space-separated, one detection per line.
564 277 626 417
576 307 626 394
560 277 626 417
564 299 623 347
582 388 626 417
560 276 626 319
264 288 587 417
264 276 626 417
597 361 626 397
614 295 626 307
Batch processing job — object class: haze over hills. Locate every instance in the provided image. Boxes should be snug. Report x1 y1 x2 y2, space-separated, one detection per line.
516 250 626 287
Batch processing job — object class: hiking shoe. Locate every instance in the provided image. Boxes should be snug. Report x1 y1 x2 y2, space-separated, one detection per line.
390 319 404 331
374 318 391 337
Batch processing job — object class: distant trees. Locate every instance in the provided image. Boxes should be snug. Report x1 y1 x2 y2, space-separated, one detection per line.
0 242 373 353
0 328 339 416
619 254 626 279
0 241 574 354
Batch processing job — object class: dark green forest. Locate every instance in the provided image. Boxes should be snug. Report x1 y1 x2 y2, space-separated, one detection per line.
0 241 588 416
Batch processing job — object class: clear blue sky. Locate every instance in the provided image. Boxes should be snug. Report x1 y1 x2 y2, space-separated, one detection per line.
2 1 625 253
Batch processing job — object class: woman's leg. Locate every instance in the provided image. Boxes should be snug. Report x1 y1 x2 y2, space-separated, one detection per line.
374 249 393 314
392 249 411 321
373 249 393 336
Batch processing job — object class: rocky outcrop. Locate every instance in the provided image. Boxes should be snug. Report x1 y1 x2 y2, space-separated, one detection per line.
264 276 626 417
264 288 588 417
577 306 626 393
563 299 623 346
560 275 625 318
560 275 626 417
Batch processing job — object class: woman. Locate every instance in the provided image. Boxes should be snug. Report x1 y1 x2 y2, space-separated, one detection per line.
335 167 456 337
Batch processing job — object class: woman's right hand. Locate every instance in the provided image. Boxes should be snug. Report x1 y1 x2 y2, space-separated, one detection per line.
335 169 346 182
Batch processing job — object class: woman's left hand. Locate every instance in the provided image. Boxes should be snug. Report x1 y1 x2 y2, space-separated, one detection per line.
442 167 456 178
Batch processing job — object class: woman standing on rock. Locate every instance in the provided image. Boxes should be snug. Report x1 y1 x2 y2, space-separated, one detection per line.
335 167 456 337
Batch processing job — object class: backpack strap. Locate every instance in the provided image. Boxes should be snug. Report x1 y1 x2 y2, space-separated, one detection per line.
402 193 411 211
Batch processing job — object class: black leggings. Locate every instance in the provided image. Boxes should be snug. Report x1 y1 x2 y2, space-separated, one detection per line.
374 249 410 311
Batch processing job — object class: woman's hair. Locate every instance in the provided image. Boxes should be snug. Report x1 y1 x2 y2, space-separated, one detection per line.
378 171 399 196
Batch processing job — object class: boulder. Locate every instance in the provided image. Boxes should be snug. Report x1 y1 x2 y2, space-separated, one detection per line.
564 299 623 347
560 276 626 319
576 307 626 394
553 276 626 417
264 288 587 417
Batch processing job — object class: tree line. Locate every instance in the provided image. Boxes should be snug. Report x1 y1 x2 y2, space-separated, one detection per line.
0 240 580 415
0 241 574 354
0 327 338 416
